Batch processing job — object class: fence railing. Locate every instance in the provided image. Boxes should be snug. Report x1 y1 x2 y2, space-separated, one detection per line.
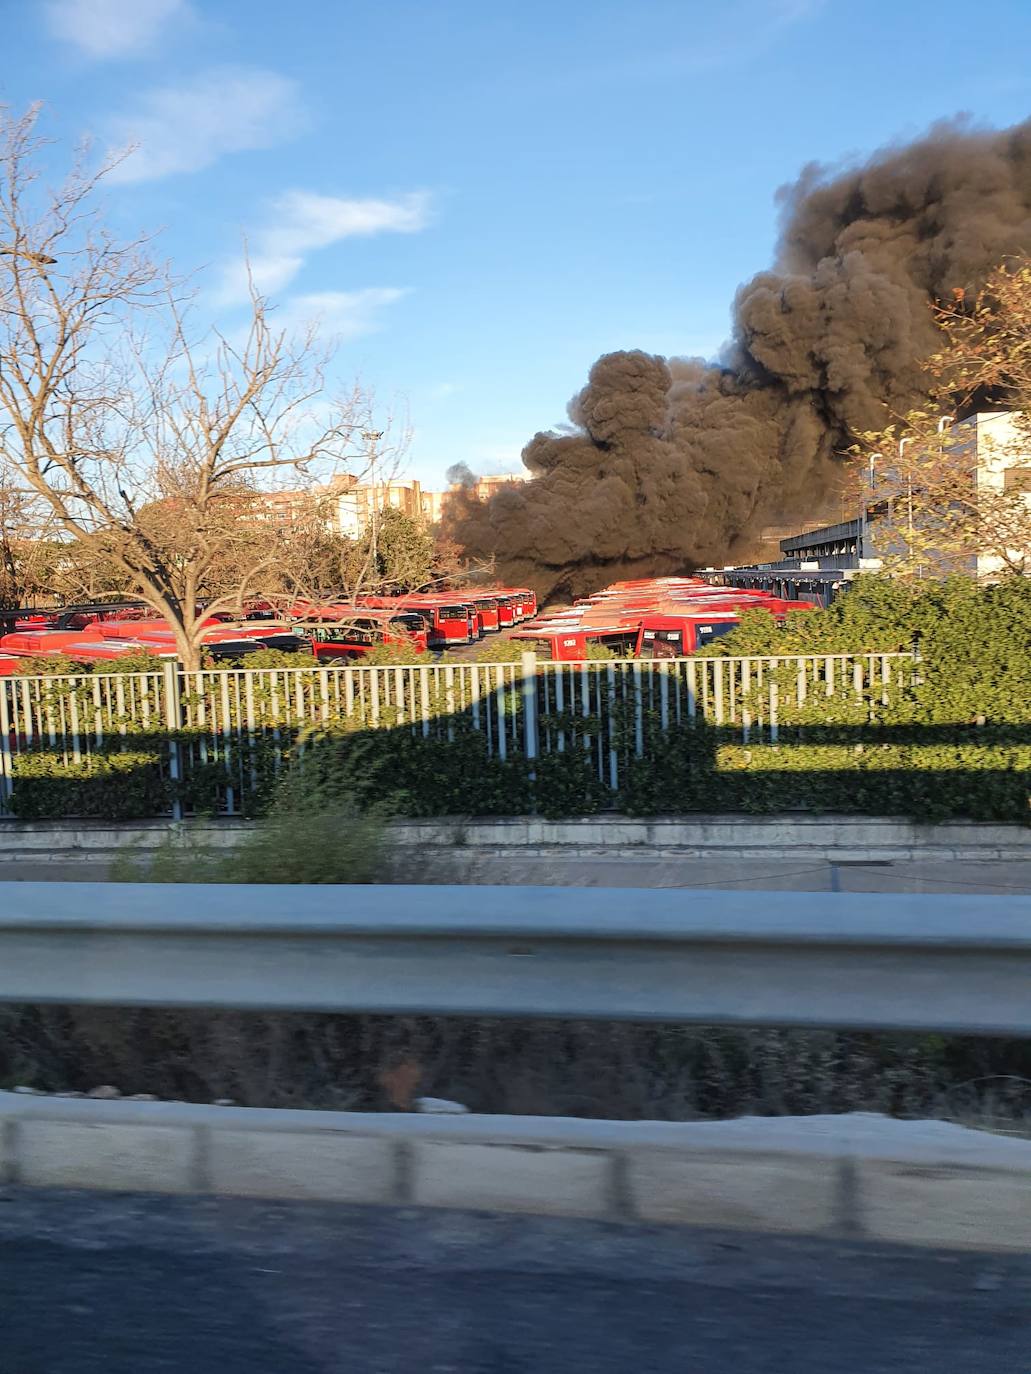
1 882 1027 1035
0 651 916 818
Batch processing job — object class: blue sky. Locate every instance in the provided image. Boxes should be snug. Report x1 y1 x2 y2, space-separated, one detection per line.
4 0 1030 487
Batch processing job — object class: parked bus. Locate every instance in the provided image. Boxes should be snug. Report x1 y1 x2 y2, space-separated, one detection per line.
362 596 478 648
303 610 429 662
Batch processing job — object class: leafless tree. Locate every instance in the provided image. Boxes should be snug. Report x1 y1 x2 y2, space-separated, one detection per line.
0 105 394 667
0 464 60 608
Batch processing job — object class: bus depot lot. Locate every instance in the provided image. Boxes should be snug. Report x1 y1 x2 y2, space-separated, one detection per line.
0 814 1027 891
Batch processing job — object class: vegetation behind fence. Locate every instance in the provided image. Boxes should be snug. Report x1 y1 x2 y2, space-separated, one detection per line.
2 640 1028 823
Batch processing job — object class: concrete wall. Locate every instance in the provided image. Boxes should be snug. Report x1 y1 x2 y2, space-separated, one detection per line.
0 814 1028 869
3 1093 1029 1251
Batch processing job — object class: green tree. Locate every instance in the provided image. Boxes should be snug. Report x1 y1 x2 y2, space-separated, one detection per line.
349 506 435 593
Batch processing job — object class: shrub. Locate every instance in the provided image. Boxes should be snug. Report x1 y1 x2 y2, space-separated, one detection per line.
2 1008 1030 1126
10 747 170 820
115 734 389 885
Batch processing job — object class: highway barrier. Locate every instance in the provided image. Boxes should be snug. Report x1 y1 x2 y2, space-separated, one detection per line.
1 882 1028 1035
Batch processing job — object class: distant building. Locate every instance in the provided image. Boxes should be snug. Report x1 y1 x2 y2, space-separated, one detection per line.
706 411 1030 603
255 467 532 537
259 474 358 529
416 470 530 528
420 488 446 525
470 472 529 501
335 479 428 538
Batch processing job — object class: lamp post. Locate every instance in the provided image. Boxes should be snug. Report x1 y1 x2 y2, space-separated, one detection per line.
897 437 915 568
361 429 384 576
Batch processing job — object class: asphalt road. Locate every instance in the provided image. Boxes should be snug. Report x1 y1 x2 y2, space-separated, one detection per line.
0 1191 1029 1373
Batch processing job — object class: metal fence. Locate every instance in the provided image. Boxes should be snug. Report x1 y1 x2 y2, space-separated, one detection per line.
1 882 1028 1034
0 651 916 818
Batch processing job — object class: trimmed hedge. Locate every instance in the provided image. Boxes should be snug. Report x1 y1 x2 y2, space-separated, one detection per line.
3 576 1029 823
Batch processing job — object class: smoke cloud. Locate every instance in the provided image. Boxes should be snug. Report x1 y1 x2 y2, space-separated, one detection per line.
445 461 477 489
448 118 1031 599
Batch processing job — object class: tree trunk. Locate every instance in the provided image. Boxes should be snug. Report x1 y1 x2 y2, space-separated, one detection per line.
172 625 203 673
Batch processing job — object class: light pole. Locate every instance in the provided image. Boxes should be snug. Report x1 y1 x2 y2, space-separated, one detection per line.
897 437 915 568
361 429 384 576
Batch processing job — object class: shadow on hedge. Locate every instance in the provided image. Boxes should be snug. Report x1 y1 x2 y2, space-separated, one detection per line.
3 670 1029 825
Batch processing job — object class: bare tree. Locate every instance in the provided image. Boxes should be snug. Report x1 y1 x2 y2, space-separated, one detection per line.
0 105 389 667
854 414 1031 579
930 258 1031 447
0 465 60 608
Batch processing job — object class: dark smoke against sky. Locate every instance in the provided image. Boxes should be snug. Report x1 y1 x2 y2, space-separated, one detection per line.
445 461 477 488
447 117 1031 599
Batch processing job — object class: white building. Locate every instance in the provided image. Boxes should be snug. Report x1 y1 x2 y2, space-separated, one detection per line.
334 479 429 538
948 411 1030 578
710 410 1030 602
861 410 1031 579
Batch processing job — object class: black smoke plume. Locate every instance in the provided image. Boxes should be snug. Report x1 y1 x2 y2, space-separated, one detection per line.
447 118 1031 599
445 461 477 489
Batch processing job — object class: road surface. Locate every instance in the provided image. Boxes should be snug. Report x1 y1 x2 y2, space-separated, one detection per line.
0 1190 1028 1372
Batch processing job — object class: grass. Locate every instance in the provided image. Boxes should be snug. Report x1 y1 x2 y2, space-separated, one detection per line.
111 737 389 886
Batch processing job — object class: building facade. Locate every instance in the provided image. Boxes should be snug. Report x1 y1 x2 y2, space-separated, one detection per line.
255 468 531 538
708 410 1030 602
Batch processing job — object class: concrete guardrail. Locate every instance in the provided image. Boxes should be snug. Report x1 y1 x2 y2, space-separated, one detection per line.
2 1094 1030 1251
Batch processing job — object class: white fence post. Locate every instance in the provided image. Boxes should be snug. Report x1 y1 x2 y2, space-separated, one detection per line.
162 660 184 822
521 651 539 769
0 681 12 816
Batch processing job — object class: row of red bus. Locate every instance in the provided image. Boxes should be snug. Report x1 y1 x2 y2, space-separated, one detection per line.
0 586 539 673
508 577 818 661
0 578 820 673
304 587 537 653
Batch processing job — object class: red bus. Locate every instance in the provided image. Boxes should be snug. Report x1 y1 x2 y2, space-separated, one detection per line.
470 595 501 633
303 610 428 662
512 597 818 661
510 621 643 660
499 588 537 621
366 596 477 648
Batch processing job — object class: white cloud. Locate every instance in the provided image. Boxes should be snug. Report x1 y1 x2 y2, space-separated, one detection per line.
104 67 303 184
273 289 409 342
269 190 431 254
769 0 825 19
45 0 191 59
215 189 431 303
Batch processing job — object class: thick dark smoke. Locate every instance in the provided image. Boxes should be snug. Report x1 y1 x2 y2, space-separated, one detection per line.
445 461 477 489
448 118 1031 599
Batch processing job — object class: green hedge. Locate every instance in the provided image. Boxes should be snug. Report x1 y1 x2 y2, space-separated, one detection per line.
4 576 1029 823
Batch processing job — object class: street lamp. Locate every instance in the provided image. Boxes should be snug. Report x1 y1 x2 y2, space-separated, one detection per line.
361 430 385 571
897 437 915 565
